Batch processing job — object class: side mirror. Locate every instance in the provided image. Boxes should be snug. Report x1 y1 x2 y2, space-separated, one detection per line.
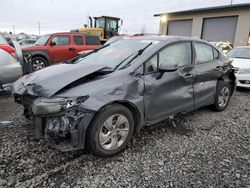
50 41 56 46
158 60 178 72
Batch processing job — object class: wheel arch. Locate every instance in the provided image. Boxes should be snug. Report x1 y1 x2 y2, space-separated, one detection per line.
217 69 236 95
89 100 143 136
31 52 51 66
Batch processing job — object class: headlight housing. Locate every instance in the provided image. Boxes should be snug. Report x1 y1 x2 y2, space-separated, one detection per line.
238 68 250 74
32 96 89 115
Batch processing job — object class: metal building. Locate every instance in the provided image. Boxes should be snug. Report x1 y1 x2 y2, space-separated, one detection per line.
155 3 250 46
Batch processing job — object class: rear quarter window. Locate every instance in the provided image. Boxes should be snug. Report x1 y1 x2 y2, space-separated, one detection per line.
213 48 220 59
85 35 101 45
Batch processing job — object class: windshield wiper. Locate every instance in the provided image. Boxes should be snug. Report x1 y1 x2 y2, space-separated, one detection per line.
114 53 137 70
115 42 153 70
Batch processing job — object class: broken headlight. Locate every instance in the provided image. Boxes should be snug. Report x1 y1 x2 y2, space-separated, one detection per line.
32 96 89 115
65 96 89 109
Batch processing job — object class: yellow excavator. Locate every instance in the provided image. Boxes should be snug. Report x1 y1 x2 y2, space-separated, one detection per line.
71 16 122 44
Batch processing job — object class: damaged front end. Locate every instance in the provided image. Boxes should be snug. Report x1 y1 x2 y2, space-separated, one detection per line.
16 94 95 151
11 63 113 151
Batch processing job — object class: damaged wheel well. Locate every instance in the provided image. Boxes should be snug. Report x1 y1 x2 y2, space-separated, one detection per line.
115 101 142 135
218 70 236 95
88 101 142 137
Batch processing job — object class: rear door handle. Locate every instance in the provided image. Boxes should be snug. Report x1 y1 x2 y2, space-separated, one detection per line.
215 66 223 70
183 73 194 79
68 47 75 51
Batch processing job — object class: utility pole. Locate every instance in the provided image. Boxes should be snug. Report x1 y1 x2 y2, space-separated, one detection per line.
12 25 15 34
38 21 41 36
230 0 233 5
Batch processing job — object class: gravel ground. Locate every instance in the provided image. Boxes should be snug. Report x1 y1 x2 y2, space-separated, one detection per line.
0 89 249 188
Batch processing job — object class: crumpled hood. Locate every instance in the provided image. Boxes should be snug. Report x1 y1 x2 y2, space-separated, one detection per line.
12 63 107 97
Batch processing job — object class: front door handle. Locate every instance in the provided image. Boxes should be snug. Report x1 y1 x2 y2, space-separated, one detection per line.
68 47 75 51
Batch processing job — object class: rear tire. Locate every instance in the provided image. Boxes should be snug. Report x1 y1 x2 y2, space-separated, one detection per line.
213 81 232 111
86 104 134 157
32 56 48 71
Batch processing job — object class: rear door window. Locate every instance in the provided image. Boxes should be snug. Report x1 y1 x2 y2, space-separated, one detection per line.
85 35 101 45
74 36 84 45
51 36 70 46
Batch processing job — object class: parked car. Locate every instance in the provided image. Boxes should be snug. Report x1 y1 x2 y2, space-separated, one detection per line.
22 33 101 71
12 36 236 157
210 41 233 53
19 38 37 47
0 42 23 88
227 46 250 89
0 35 15 56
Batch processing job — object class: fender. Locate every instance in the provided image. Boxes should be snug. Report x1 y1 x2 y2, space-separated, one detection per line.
76 113 95 149
23 50 52 65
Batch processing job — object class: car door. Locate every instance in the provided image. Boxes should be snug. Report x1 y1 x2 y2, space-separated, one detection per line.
143 42 195 123
48 35 75 63
193 42 224 109
72 35 88 56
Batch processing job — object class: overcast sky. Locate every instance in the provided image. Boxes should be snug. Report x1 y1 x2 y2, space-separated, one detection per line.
0 0 249 35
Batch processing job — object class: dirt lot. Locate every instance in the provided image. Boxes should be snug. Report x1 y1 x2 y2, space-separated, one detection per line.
0 89 249 188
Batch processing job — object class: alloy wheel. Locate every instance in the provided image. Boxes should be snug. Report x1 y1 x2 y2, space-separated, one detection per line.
218 86 230 107
32 59 46 71
99 114 129 151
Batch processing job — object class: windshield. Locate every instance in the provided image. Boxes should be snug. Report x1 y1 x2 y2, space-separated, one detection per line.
0 36 8 44
73 39 158 69
35 34 51 46
227 48 250 59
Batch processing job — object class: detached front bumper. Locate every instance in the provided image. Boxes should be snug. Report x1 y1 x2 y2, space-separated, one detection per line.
16 95 95 151
35 110 95 151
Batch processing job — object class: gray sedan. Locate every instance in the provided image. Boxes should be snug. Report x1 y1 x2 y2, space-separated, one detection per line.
12 36 236 157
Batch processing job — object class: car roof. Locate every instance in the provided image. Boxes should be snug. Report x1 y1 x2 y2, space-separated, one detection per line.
234 46 250 49
126 35 207 43
44 32 86 36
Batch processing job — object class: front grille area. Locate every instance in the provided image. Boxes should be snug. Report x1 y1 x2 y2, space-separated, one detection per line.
239 80 250 84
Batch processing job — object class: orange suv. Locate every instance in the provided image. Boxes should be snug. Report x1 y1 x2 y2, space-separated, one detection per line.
22 32 101 71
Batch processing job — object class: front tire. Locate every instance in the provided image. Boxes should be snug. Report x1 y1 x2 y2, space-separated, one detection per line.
86 104 134 157
32 56 48 71
213 81 232 111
